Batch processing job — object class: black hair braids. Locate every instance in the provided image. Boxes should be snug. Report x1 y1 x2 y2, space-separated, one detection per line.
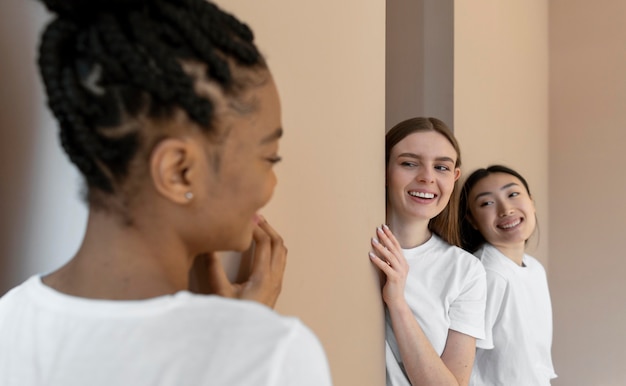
36 0 265 196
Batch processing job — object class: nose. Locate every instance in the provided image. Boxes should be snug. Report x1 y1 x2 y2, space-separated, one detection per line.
497 201 514 217
416 167 435 183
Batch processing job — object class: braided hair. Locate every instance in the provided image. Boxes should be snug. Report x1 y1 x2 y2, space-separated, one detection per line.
36 0 266 208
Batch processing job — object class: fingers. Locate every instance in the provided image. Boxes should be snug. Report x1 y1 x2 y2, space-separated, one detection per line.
258 218 288 276
369 250 393 273
380 224 403 252
202 253 235 296
369 224 407 275
235 243 254 283
189 253 234 296
238 216 287 308
369 224 410 306
371 228 396 264
250 217 287 279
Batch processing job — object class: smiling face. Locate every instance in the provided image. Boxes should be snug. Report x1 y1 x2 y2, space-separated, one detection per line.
190 74 283 252
468 172 536 250
386 131 461 224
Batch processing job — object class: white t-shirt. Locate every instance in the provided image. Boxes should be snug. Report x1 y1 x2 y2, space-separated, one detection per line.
386 234 487 386
0 276 332 386
470 244 557 386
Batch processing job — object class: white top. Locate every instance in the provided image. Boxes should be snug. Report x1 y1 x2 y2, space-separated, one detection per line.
470 244 557 386
0 276 332 386
386 234 487 386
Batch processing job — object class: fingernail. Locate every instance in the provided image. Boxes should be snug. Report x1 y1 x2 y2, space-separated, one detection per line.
372 237 379 244
383 224 390 230
368 252 377 259
376 227 383 234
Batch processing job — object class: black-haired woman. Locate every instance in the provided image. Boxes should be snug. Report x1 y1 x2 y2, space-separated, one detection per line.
459 165 556 385
0 1 332 385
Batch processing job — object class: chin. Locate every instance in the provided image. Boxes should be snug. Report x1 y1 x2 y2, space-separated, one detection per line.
233 225 255 251
233 237 253 252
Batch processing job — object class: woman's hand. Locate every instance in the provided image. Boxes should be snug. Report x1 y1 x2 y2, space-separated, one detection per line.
369 224 409 307
189 217 287 308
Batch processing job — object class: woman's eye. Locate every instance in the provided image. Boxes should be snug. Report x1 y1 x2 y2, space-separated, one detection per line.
479 201 494 207
509 192 520 198
401 161 417 167
267 156 282 165
435 165 451 172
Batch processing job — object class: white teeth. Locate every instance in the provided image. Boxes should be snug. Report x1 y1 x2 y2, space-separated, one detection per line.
409 191 435 199
500 219 521 229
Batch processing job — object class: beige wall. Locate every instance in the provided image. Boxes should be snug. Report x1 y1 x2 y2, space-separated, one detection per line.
455 0 626 384
550 1 626 384
454 0 549 264
219 2 387 384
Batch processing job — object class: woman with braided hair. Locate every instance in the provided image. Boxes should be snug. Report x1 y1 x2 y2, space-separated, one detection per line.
0 0 332 385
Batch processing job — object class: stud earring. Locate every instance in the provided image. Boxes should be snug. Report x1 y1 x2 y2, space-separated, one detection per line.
184 191 193 200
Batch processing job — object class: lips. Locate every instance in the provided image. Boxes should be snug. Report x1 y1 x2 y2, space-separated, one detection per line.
408 190 436 199
497 217 523 230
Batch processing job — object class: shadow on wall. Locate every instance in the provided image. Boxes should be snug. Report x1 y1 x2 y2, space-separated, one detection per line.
0 1 42 294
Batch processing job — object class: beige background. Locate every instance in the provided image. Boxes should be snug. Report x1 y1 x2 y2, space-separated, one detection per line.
549 0 626 384
2 0 626 385
218 2 387 385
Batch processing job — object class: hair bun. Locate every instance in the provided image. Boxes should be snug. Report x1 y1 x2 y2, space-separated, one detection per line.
39 0 150 19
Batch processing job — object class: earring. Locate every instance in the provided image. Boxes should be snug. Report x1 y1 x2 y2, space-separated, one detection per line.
184 191 193 200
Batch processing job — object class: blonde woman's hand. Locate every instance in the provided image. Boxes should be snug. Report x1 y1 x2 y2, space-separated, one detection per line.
369 224 409 307
189 217 287 308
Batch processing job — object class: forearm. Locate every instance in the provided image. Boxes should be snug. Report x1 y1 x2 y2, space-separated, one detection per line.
388 301 461 386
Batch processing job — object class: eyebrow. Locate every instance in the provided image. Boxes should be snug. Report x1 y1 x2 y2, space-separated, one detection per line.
260 127 283 144
473 182 520 201
396 152 456 164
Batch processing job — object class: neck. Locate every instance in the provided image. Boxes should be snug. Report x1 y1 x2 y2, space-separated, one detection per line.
43 208 193 300
491 242 526 266
386 211 432 249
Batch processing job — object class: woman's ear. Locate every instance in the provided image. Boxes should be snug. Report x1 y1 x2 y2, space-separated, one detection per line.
454 167 462 182
150 137 198 204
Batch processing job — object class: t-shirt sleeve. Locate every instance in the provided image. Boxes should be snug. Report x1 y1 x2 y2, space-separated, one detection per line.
273 321 333 386
476 272 508 349
448 260 487 340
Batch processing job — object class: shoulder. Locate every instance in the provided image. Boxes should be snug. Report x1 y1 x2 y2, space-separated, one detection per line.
474 245 514 283
178 297 331 384
172 292 300 330
0 275 40 309
428 236 486 279
523 254 547 272
174 295 324 348
440 237 485 272
432 235 480 262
